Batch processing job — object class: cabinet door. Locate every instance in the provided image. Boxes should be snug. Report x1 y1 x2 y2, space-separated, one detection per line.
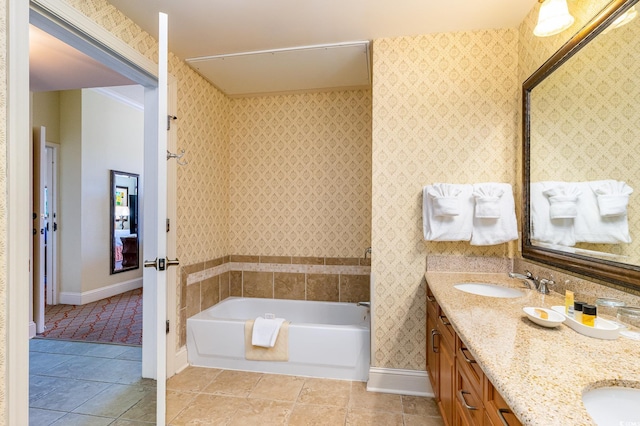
427 314 440 400
439 337 456 426
483 376 522 426
456 359 484 426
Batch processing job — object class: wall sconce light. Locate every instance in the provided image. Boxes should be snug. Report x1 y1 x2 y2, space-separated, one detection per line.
116 206 130 229
534 0 575 37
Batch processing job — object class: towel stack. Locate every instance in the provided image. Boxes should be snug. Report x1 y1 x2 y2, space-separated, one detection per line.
422 183 518 245
530 180 633 246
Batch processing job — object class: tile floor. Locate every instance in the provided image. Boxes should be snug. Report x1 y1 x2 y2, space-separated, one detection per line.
29 338 155 425
30 338 444 425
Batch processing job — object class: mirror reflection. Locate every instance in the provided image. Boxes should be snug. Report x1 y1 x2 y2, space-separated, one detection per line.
111 170 139 274
527 0 640 269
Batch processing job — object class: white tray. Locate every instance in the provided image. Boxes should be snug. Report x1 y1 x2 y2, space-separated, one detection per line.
551 306 620 340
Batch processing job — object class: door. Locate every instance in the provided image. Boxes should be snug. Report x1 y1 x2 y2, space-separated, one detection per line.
45 144 58 306
32 126 46 334
140 12 170 424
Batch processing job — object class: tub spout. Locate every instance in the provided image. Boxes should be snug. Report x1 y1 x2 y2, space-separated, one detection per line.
357 302 371 307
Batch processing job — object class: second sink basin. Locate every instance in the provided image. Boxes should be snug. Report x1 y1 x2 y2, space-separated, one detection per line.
454 283 525 298
583 386 640 426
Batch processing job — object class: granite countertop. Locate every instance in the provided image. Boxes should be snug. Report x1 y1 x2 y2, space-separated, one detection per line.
425 271 640 426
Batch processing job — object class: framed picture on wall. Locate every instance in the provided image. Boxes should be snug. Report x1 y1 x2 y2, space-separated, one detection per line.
115 186 128 206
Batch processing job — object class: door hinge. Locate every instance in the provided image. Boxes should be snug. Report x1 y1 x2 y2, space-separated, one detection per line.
166 320 170 334
166 218 170 233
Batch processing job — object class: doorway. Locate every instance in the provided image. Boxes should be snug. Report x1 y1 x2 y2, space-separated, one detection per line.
8 1 176 423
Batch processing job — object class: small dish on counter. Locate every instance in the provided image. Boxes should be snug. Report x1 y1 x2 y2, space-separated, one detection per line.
523 307 565 328
551 306 620 340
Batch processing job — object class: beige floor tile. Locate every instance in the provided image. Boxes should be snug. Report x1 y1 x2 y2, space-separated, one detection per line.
166 366 221 393
288 404 347 426
203 370 263 397
402 396 440 416
228 398 293 426
349 383 403 413
168 394 248 426
297 378 351 407
404 413 446 426
249 374 305 402
346 408 403 425
166 390 197 423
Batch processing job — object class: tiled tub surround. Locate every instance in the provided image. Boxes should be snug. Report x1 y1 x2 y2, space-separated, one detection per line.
179 255 371 347
425 271 640 425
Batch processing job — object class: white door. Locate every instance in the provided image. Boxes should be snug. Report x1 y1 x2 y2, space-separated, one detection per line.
45 144 58 306
141 12 170 424
32 126 46 334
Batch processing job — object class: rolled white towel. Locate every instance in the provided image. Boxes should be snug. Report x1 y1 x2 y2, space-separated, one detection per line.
472 184 505 218
590 180 633 217
427 183 463 216
252 316 286 348
543 184 581 219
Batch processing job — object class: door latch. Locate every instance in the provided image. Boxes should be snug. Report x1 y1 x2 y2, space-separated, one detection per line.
143 257 180 270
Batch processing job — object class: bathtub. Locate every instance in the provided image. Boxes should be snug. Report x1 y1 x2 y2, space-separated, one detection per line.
186 297 370 381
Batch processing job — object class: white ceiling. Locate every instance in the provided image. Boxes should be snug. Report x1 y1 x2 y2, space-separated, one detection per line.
29 25 136 92
107 0 537 96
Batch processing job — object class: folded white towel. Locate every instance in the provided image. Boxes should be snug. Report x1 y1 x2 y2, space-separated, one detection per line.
542 184 581 219
574 181 631 244
590 180 633 217
423 184 474 241
427 183 463 216
472 184 505 218
252 316 286 348
530 182 576 246
470 183 518 245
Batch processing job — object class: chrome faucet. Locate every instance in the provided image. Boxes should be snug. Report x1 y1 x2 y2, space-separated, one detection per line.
508 270 554 294
357 302 371 307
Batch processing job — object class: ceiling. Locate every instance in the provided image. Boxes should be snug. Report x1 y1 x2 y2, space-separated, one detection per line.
32 1 539 96
29 25 136 92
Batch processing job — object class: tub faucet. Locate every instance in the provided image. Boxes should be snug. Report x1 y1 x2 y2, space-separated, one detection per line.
363 247 372 260
357 302 371 307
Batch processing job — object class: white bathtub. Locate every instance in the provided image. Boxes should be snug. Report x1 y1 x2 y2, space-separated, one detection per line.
186 297 370 381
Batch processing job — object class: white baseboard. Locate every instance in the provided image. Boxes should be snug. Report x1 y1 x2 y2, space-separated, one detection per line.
367 367 434 397
59 278 143 305
174 347 189 375
29 321 36 339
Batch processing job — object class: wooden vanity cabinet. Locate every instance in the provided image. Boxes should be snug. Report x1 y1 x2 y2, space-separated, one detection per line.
426 283 522 426
483 377 522 426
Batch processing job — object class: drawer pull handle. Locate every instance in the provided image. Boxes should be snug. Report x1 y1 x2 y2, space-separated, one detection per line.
458 390 478 411
497 408 512 426
430 329 440 353
439 315 451 326
427 295 435 302
460 347 477 364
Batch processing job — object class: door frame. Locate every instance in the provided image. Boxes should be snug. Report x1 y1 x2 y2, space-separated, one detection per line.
7 0 177 421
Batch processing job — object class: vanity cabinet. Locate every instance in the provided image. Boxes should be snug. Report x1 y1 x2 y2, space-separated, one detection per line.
427 284 522 426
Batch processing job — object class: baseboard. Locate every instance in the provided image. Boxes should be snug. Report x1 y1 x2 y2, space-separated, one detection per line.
367 367 434 397
59 278 143 305
29 321 36 339
174 347 189 375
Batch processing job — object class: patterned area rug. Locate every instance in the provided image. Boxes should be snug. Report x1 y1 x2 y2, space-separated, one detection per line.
40 288 142 346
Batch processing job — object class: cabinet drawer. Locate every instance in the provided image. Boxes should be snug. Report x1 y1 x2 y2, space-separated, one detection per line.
483 377 522 426
437 307 455 349
456 336 483 394
456 360 484 426
427 284 439 319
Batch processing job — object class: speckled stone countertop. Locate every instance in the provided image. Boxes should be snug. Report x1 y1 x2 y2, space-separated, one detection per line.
425 272 640 426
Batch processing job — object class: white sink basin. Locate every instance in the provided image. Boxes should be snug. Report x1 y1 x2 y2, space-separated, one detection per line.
454 283 525 298
583 387 640 426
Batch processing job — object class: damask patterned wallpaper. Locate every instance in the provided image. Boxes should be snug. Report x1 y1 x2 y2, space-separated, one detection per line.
0 0 7 416
64 0 230 266
371 29 519 370
228 91 372 257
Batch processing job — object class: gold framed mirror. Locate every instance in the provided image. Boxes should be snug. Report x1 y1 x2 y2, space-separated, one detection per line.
523 0 640 290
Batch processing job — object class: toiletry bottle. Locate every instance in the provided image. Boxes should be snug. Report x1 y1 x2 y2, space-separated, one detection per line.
565 290 574 316
582 304 597 327
574 301 585 323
